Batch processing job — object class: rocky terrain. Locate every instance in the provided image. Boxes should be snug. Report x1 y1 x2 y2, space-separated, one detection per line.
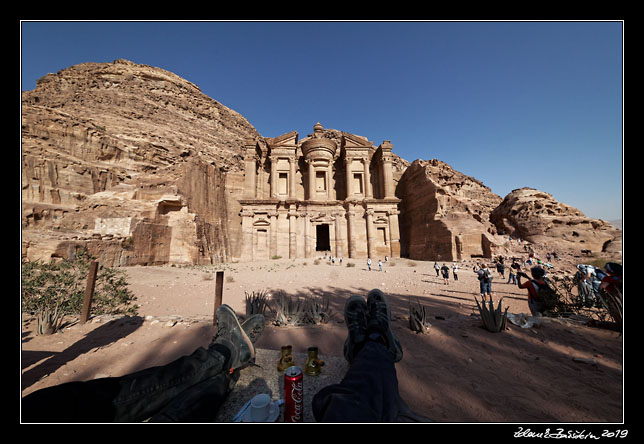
21 58 621 266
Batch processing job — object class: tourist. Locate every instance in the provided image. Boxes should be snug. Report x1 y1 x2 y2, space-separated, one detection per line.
516 267 553 316
496 261 505 279
507 262 517 285
440 263 450 285
378 259 383 272
476 264 493 302
23 293 429 423
599 262 622 295
367 258 372 271
452 263 459 281
434 262 440 277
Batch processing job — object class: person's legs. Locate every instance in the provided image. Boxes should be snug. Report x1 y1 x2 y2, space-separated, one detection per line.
22 307 264 423
313 341 401 422
313 289 404 422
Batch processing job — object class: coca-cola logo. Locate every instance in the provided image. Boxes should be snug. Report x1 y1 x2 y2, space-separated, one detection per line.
291 381 303 420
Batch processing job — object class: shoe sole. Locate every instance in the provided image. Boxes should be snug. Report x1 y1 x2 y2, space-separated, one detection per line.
343 296 368 363
216 304 255 366
367 289 403 362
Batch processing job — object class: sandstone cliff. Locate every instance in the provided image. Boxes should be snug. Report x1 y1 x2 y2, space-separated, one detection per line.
490 187 622 254
396 159 505 261
22 59 259 265
21 59 621 266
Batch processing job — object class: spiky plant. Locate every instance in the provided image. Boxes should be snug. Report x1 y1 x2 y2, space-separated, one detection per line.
475 296 508 332
409 298 431 334
244 289 270 317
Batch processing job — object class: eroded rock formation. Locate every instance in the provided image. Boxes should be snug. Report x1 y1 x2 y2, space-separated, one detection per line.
490 187 622 254
396 159 505 261
22 59 258 265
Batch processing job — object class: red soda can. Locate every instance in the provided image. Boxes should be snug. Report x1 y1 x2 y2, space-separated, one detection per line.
284 365 304 422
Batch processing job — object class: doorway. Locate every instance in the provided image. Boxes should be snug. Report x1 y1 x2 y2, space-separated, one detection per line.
316 224 330 251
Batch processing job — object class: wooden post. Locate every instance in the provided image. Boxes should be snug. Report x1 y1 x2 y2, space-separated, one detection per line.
80 260 99 324
213 271 224 325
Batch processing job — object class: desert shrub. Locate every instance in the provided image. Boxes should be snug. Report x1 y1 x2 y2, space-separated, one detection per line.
21 250 137 334
346 262 356 267
268 291 334 326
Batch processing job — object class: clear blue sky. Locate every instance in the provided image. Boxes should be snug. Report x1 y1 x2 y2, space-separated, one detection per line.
20 21 623 221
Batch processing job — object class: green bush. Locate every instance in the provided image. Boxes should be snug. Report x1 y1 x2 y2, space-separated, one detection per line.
22 249 137 334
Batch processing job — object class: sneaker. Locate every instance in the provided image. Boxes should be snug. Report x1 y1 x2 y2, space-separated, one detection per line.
211 304 255 371
241 313 265 345
366 289 403 362
343 295 369 363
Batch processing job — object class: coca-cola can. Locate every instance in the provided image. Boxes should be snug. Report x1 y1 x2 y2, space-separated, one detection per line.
284 365 303 422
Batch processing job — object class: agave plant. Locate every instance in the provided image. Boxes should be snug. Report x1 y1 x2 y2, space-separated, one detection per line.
475 296 508 332
409 298 431 334
244 289 270 317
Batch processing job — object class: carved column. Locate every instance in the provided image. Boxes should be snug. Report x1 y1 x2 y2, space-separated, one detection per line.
289 157 296 199
363 157 372 199
308 159 315 201
334 212 344 259
268 210 278 258
347 210 357 258
288 211 298 259
304 212 311 258
366 209 375 259
270 156 277 199
388 209 401 258
240 209 254 261
327 163 333 200
345 157 353 199
383 154 394 198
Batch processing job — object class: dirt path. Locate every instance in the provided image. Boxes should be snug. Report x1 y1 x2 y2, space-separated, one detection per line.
21 255 623 423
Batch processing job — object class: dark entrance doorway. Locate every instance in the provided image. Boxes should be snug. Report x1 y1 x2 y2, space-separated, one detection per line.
316 224 330 251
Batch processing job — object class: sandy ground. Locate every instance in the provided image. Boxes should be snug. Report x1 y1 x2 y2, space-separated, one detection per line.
21 253 624 423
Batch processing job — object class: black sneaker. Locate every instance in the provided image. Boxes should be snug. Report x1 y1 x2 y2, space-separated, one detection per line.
343 295 369 363
211 305 255 371
366 289 403 362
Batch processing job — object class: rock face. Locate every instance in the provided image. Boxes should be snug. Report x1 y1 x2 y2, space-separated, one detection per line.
396 159 505 261
21 59 621 266
22 59 259 265
490 187 622 254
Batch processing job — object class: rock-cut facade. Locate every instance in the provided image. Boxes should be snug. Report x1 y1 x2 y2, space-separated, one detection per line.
239 123 400 262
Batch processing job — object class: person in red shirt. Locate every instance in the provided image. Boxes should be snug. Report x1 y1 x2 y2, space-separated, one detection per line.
516 266 549 315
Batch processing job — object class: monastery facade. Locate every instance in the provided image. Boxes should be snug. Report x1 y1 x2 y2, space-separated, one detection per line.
239 123 400 262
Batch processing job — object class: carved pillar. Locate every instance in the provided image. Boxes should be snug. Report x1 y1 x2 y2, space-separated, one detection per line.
240 209 254 261
270 156 277 199
268 210 278 258
244 157 257 199
388 209 401 258
334 212 343 259
366 209 375 259
289 157 296 199
288 211 298 259
363 157 372 199
345 157 353 199
308 159 315 201
304 213 311 258
327 163 333 200
347 210 356 258
383 154 394 198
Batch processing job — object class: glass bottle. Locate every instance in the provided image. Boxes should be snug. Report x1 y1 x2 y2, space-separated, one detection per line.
304 346 323 376
277 345 295 372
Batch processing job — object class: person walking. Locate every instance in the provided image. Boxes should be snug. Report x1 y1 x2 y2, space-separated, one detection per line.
452 263 459 281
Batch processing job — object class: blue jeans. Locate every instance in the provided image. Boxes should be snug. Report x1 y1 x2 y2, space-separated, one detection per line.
22 344 236 422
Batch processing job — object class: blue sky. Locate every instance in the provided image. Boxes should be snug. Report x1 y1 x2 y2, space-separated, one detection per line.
20 21 623 221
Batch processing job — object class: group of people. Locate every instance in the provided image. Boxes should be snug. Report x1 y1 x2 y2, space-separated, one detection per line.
473 253 623 317
367 256 389 272
433 262 460 284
